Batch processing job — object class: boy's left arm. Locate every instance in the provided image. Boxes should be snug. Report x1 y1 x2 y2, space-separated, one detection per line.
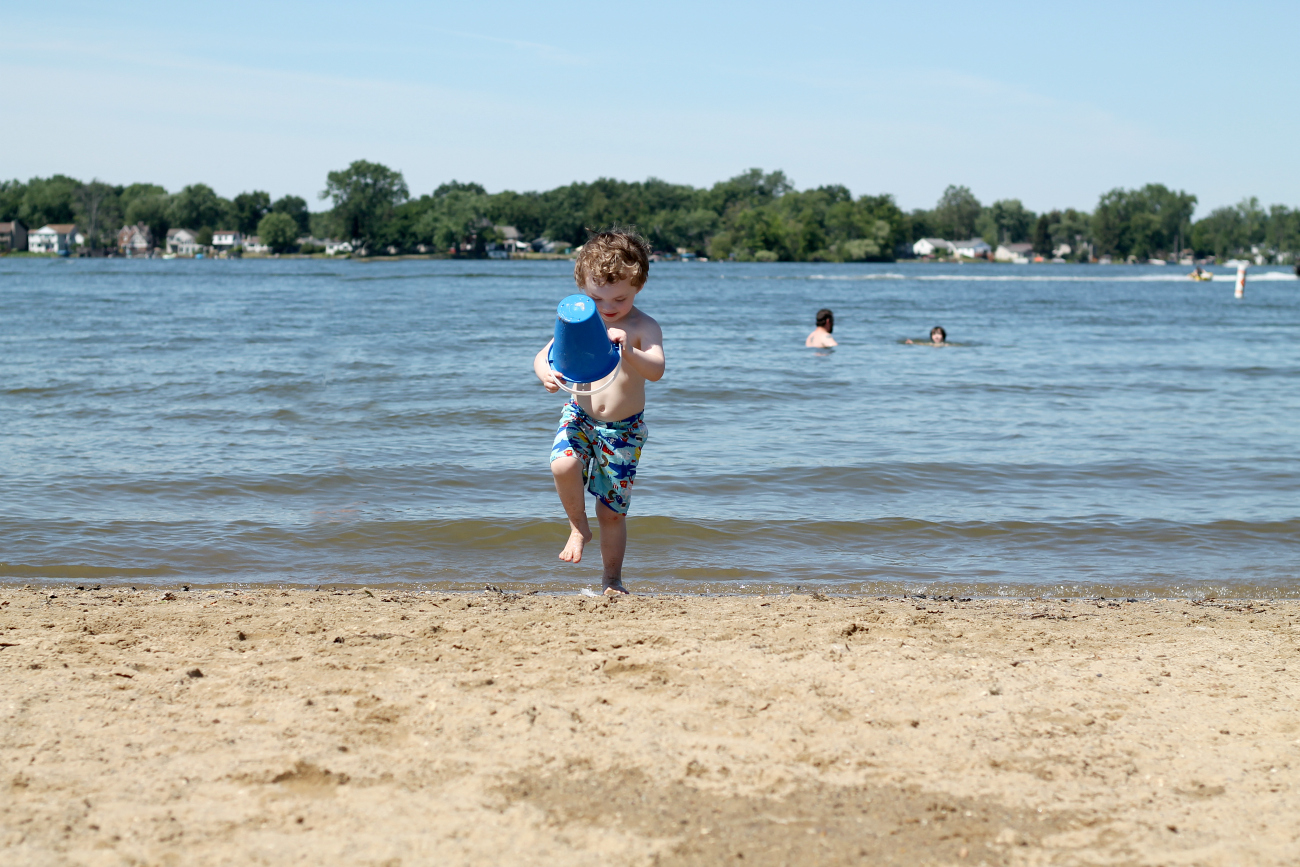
609 319 665 382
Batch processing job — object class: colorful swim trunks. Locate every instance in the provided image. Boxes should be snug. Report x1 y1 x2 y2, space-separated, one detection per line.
549 401 648 515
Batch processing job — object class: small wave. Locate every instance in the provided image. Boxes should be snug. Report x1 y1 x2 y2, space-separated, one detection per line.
907 271 1296 283
338 271 561 283
806 273 906 281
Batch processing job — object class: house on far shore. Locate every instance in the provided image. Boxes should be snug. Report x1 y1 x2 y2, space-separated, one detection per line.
166 228 201 256
912 238 952 258
117 223 153 257
212 230 242 252
0 220 28 252
952 238 992 259
242 236 269 255
28 224 84 254
494 225 531 254
324 240 353 256
994 242 1033 263
531 238 574 255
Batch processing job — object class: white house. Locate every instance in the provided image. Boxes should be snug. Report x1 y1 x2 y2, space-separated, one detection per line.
325 240 353 256
212 230 242 251
912 238 952 257
166 228 201 256
242 235 270 254
952 238 992 259
494 226 530 254
994 242 1033 263
28 224 83 254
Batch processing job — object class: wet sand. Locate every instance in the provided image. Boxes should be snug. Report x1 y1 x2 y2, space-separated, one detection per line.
2 587 1297 865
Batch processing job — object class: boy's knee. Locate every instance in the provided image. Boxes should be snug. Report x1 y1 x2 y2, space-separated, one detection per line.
551 456 582 477
596 504 625 524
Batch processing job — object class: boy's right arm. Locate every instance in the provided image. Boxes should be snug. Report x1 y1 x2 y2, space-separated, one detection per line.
534 340 563 392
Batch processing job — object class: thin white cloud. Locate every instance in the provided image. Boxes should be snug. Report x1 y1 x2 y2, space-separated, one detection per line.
415 25 588 66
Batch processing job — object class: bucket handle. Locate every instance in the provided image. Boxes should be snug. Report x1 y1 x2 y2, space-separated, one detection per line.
548 343 622 396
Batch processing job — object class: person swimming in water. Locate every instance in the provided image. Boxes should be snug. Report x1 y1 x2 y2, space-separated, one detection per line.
805 308 837 347
906 326 947 346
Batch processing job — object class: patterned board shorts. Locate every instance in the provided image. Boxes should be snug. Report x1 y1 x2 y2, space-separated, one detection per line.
549 401 648 515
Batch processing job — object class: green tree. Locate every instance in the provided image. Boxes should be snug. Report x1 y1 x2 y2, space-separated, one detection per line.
119 183 167 211
0 180 25 222
413 185 493 256
907 209 937 243
19 175 81 228
1032 214 1052 255
1051 209 1092 260
321 160 409 252
486 189 546 241
1093 184 1196 259
834 221 892 261
1265 205 1300 261
434 180 487 197
1189 198 1265 260
74 180 121 250
257 212 299 253
122 185 172 244
1234 196 1267 248
309 210 341 241
272 195 311 236
984 199 1034 245
233 191 271 235
703 169 793 217
169 184 231 232
932 185 982 240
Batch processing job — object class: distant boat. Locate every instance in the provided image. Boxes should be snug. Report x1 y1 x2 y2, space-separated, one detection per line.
162 253 177 260
1148 258 1167 265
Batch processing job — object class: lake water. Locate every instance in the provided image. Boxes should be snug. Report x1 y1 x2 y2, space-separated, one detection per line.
1 258 1296 597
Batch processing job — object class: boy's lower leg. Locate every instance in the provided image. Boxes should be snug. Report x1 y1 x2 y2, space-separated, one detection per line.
595 500 629 595
551 457 591 563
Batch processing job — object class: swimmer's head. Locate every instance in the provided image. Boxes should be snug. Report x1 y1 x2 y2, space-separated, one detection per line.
930 326 946 344
816 308 834 332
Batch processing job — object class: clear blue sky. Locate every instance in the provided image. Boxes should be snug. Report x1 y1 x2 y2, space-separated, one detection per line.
4 0 1297 215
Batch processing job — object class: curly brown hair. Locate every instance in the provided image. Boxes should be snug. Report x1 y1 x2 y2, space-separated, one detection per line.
574 228 652 289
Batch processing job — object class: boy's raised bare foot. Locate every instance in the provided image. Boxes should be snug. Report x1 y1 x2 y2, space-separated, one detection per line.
602 579 630 596
559 528 592 563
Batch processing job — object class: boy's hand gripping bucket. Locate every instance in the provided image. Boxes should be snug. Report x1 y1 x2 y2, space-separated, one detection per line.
548 294 622 396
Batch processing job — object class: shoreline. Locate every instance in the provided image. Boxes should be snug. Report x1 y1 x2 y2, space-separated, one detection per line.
3 588 1297 864
7 582 1300 601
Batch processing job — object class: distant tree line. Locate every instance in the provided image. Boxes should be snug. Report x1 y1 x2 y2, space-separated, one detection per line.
3 164 1299 263
0 177 317 253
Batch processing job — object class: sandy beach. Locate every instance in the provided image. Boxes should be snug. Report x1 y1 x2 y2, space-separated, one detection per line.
1 587 1297 866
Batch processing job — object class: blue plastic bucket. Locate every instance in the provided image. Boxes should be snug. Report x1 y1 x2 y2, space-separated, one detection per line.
548 294 621 393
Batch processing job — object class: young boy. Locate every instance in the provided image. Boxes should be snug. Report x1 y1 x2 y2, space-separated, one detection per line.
533 229 665 595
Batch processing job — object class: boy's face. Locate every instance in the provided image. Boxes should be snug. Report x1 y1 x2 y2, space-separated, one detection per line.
583 277 640 324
